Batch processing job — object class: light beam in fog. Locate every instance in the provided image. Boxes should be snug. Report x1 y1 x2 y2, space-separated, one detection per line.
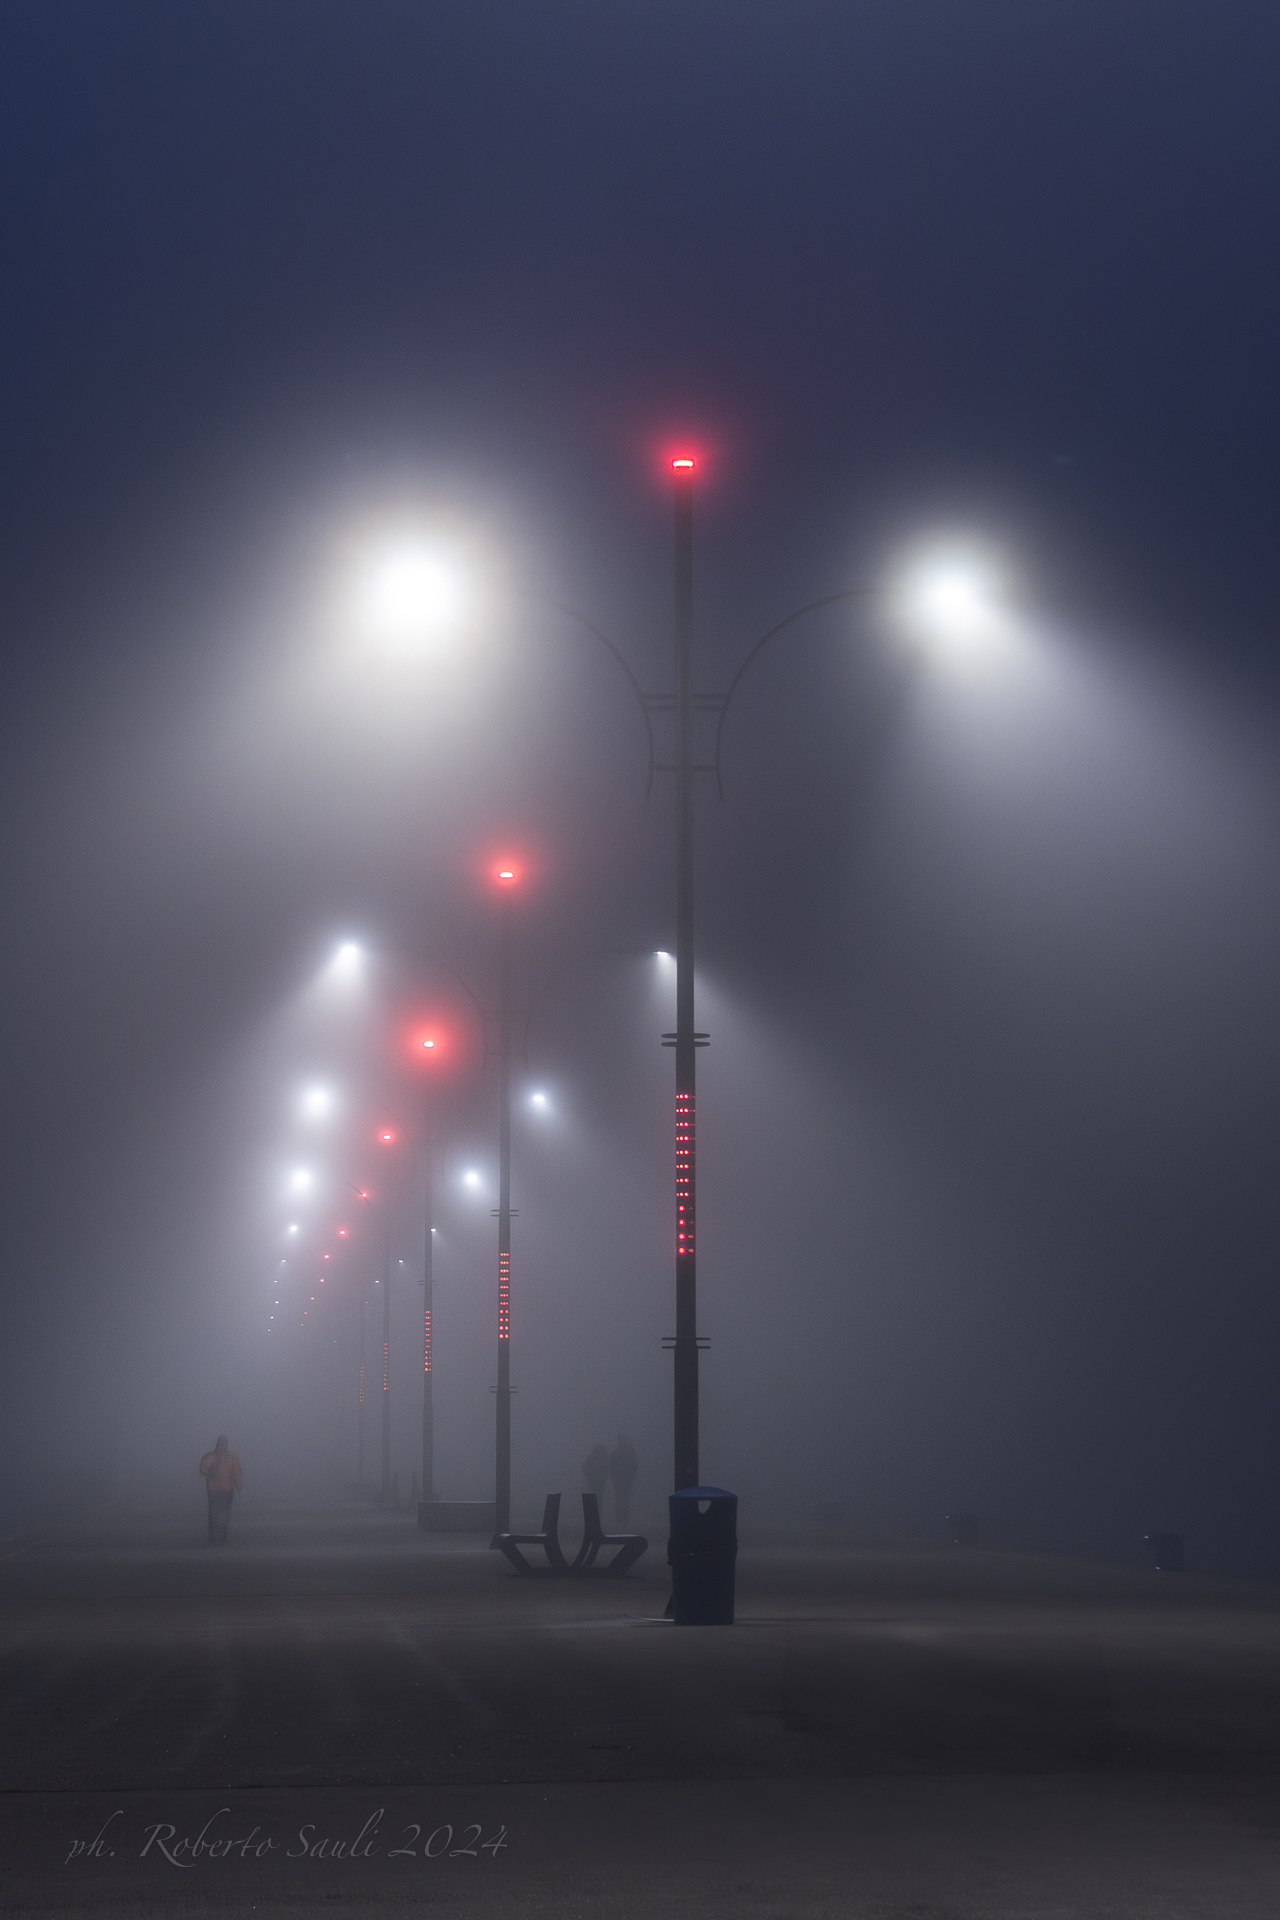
892 539 1016 663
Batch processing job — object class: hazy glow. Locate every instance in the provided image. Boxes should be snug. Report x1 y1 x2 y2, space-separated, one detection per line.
530 1091 548 1109
319 940 363 987
893 542 1016 662
286 1223 299 1236
299 1084 334 1120
462 1168 481 1188
288 1169 313 1194
357 538 466 647
656 950 672 961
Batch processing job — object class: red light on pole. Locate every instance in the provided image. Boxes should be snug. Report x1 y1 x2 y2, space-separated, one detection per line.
671 456 695 471
378 1128 396 1145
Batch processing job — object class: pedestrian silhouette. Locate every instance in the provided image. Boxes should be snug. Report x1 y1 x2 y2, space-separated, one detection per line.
609 1433 638 1527
581 1442 610 1503
198 1434 243 1544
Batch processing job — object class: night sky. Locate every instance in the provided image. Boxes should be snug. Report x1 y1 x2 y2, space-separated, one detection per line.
3 3 1280 1572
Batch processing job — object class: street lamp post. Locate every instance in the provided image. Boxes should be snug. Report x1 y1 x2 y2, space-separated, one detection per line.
357 1265 367 1489
380 1209 392 1504
494 868 516 1533
669 461 703 1490
349 1182 381 1496
421 1100 436 1504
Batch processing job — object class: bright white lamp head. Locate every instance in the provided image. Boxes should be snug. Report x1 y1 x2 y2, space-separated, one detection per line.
894 542 1014 661
300 1085 334 1121
359 539 466 647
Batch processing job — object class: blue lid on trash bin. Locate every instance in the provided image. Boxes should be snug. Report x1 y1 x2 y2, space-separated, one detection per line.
671 1486 734 1499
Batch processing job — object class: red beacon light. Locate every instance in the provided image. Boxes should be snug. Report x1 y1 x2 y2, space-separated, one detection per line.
671 456 694 471
378 1128 396 1145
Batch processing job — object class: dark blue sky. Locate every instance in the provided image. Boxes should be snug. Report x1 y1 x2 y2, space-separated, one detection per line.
4 1 1278 641
3 3 1280 1565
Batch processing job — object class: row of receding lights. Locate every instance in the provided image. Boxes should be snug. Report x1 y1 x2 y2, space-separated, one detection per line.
269 929 678 1331
269 991 555 1330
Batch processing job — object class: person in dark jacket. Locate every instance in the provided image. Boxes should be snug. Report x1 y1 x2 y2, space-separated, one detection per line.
581 1442 610 1506
609 1434 638 1527
199 1434 243 1543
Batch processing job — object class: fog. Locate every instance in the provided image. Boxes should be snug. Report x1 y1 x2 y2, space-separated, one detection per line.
4 3 1280 1590
3 434 1278 1582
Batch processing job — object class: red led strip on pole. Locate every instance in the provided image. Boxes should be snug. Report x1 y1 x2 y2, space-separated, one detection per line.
498 1250 510 1340
675 1091 694 1257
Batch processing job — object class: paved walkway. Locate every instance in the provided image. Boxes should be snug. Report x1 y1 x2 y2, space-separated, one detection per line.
2 1503 1278 1914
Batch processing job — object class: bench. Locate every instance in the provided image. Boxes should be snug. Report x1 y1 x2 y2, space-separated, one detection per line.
491 1492 647 1578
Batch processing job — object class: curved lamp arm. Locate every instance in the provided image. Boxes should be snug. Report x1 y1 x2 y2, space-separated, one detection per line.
419 952 490 1048
517 594 657 795
713 588 876 794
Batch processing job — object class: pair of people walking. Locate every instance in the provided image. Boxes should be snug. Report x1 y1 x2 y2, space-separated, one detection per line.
581 1433 639 1527
198 1434 243 1543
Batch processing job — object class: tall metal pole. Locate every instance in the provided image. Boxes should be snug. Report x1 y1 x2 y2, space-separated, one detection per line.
421 1101 435 1504
357 1271 366 1488
494 885 514 1532
672 463 700 1491
380 1215 392 1504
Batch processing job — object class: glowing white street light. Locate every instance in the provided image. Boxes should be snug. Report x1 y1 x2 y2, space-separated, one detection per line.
357 539 467 647
299 1084 335 1121
288 1168 314 1195
893 542 1014 660
529 1091 548 1110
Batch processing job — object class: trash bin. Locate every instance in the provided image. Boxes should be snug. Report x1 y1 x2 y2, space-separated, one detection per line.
668 1486 737 1624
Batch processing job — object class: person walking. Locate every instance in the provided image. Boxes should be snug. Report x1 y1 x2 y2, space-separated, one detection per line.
581 1441 610 1506
609 1433 638 1527
199 1434 243 1543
